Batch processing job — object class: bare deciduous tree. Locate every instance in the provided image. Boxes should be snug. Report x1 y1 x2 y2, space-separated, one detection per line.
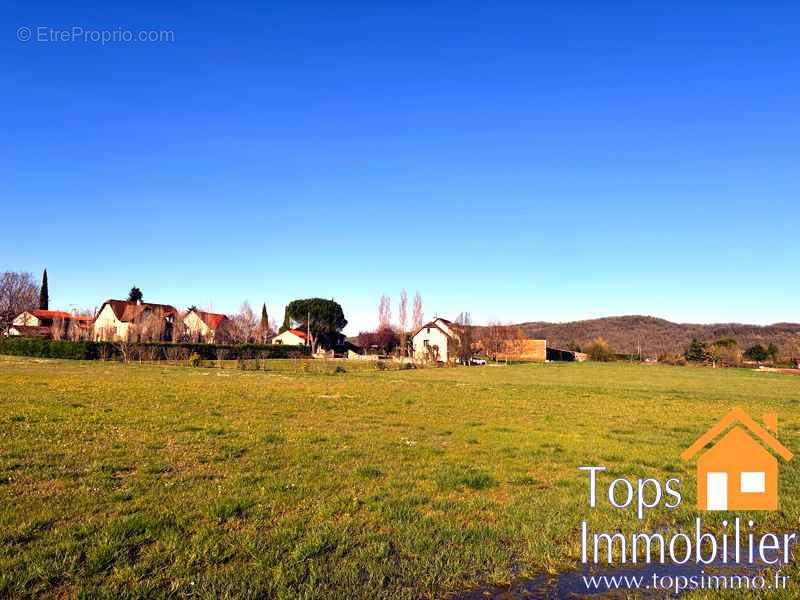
378 294 391 330
509 326 528 362
66 313 94 341
172 311 189 343
137 312 166 342
454 312 475 365
0 271 39 332
398 289 408 356
50 317 65 341
412 291 423 330
480 320 509 362
229 302 258 344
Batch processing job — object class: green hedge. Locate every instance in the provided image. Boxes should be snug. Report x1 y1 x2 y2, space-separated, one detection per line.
0 337 310 361
0 337 107 359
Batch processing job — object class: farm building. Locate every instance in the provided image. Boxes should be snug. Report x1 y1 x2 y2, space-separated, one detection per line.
495 339 547 362
546 347 588 362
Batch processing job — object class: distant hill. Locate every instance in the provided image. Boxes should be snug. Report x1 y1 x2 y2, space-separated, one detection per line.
515 315 800 357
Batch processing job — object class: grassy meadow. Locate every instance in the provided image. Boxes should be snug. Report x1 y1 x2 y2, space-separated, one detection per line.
1 356 800 598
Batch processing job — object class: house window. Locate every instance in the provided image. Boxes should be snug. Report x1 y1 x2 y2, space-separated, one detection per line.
741 472 765 493
424 340 430 347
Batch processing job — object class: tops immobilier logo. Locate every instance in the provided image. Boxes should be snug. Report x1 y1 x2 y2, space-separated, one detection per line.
680 408 793 511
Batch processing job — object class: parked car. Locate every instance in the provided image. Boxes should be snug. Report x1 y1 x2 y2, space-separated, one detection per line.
470 357 487 365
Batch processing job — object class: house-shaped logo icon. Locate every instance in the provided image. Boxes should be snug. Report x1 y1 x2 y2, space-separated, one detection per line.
680 408 793 511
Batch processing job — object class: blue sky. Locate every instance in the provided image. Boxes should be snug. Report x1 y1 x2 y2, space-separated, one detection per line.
3 2 798 333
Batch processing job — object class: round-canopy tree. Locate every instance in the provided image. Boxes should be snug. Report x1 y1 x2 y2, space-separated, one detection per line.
283 298 347 351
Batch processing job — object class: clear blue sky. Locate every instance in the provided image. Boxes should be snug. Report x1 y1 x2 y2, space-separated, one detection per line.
3 2 798 333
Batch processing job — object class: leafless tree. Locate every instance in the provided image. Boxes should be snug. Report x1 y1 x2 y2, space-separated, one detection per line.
137 312 166 342
229 301 258 344
412 291 423 330
398 289 408 356
454 312 475 365
96 325 116 342
114 338 135 363
66 309 95 341
67 318 81 341
171 312 189 343
509 326 528 362
423 344 440 364
480 320 508 361
50 317 65 340
378 294 391 330
0 271 39 333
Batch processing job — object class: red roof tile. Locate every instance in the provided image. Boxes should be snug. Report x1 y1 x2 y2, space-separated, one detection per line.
192 310 229 330
100 299 178 322
32 310 72 320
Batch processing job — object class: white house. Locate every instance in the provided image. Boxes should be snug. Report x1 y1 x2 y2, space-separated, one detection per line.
93 299 177 341
13 309 73 328
412 317 459 362
271 328 309 346
182 309 231 343
9 310 93 338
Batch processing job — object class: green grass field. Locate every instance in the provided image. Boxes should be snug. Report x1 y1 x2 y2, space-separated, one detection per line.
2 356 800 599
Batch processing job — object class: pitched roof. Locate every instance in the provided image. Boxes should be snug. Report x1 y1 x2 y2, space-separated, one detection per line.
190 309 228 330
282 328 309 340
681 407 793 462
31 310 72 320
412 318 460 339
99 299 178 323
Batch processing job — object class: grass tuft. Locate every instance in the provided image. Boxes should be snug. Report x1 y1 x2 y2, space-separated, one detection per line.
208 497 251 522
436 466 497 491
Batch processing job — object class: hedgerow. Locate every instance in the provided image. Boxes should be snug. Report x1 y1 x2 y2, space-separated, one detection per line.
0 337 310 361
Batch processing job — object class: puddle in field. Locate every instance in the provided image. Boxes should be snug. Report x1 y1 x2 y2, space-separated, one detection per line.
453 544 783 599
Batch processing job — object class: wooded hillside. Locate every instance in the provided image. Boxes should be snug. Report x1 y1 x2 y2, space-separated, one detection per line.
515 315 800 357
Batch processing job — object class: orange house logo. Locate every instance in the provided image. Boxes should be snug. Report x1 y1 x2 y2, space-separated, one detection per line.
680 408 793 511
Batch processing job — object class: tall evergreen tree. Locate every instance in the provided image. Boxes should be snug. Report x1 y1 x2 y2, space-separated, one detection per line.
685 338 707 362
128 286 143 303
39 269 49 310
260 303 270 339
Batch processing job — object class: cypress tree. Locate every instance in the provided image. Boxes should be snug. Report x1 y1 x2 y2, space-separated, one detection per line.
39 269 49 310
260 303 269 331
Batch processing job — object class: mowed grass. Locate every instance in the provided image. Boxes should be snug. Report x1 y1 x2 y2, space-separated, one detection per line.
1 356 800 599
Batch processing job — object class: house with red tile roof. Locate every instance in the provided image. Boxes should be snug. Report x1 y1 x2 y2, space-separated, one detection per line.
8 309 94 339
271 328 310 346
93 299 177 341
183 308 232 343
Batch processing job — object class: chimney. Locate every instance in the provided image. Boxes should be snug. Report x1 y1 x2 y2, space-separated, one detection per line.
763 413 778 435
